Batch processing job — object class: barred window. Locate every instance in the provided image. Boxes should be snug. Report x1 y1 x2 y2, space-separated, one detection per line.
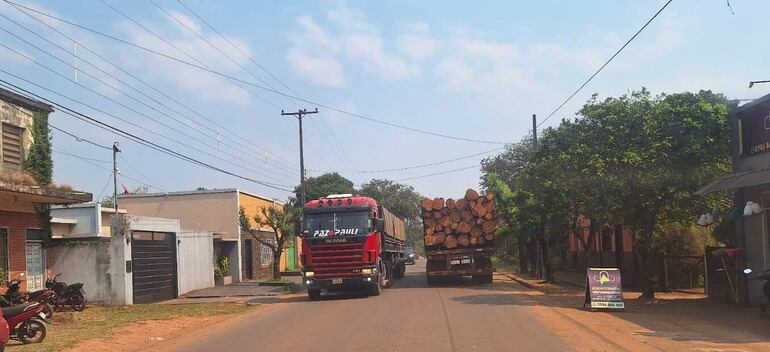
260 238 274 267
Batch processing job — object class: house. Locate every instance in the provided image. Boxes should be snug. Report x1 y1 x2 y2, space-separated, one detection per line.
50 203 214 304
0 87 92 291
697 92 770 306
568 216 637 283
119 189 299 282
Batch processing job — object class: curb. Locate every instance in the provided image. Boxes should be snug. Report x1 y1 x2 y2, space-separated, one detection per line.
495 270 535 289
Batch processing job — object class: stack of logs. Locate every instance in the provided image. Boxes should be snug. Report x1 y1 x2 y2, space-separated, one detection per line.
421 189 496 249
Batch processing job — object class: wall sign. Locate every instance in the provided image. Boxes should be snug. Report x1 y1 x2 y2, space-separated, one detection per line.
584 267 624 310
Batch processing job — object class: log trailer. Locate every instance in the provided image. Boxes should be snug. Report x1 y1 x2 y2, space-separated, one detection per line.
301 194 406 299
422 189 495 284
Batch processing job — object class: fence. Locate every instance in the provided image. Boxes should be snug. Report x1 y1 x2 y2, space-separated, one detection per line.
661 254 706 292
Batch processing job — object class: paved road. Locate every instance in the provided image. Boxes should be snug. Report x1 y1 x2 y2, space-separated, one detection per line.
171 260 572 352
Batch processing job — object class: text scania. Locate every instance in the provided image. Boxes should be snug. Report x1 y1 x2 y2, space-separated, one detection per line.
313 228 360 237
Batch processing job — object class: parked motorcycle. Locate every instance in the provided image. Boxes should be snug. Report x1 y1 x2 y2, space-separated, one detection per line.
47 273 86 312
744 268 770 312
1 302 49 344
2 274 55 318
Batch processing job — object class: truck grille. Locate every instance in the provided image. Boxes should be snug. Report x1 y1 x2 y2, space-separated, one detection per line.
309 242 364 278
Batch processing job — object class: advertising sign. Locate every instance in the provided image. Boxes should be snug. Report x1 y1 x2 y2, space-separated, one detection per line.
584 268 624 310
738 99 770 157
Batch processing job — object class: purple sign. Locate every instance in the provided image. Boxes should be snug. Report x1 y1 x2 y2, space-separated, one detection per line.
738 100 770 157
584 267 624 310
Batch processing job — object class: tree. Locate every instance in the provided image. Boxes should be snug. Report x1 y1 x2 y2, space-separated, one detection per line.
576 89 730 299
239 206 300 280
294 172 355 205
358 179 424 253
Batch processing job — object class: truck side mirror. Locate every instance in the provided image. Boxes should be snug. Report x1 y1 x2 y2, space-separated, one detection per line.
374 218 385 233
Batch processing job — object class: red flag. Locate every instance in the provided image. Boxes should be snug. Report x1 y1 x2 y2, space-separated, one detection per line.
122 184 132 195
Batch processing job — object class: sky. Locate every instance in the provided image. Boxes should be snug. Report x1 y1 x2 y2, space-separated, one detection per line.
0 0 767 202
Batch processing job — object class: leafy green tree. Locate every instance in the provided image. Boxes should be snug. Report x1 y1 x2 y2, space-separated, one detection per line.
294 172 355 205
576 89 730 298
239 206 300 280
358 179 424 253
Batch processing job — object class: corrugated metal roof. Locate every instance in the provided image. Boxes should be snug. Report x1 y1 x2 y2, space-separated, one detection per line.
696 169 770 195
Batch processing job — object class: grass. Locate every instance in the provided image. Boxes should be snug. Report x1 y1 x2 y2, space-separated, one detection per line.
492 255 518 274
12 303 256 352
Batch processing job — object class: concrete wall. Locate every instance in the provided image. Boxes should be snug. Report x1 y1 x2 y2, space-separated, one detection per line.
119 191 239 240
50 240 113 305
177 231 214 295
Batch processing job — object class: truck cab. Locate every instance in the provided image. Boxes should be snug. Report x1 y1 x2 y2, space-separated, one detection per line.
301 194 406 299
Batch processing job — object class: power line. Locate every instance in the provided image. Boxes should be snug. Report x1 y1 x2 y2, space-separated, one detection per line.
0 45 290 185
49 124 111 150
173 0 360 170
5 2 300 174
4 0 505 145
309 146 504 174
0 12 298 178
0 79 294 192
149 0 356 174
118 153 169 191
537 0 674 128
53 149 111 163
393 165 480 182
53 147 167 192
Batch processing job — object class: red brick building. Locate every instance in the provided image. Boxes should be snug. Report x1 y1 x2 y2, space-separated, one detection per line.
1 87 92 291
568 216 638 283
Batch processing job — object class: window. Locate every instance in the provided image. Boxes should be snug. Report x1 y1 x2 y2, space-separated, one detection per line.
2 123 24 170
260 238 274 268
0 229 8 281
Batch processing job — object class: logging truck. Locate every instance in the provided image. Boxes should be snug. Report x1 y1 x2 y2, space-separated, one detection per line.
422 189 496 284
301 194 406 299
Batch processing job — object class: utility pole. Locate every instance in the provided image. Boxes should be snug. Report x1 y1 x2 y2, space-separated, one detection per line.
112 142 120 212
532 114 538 147
282 108 318 212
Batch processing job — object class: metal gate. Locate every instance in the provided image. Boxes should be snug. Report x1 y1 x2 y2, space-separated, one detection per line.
132 231 177 304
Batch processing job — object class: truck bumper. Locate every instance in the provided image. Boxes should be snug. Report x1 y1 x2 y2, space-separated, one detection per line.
304 275 379 291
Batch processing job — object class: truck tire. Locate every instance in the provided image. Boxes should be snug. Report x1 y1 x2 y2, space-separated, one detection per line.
382 259 394 288
369 281 382 296
308 289 321 300
394 261 405 279
473 274 493 284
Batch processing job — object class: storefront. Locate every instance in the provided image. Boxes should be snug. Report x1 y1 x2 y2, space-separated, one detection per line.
697 92 770 306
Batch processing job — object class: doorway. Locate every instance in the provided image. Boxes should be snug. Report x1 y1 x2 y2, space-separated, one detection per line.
243 240 254 280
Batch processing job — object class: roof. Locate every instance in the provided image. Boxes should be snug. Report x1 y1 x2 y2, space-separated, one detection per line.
0 87 53 113
119 188 283 205
0 181 92 204
695 169 770 195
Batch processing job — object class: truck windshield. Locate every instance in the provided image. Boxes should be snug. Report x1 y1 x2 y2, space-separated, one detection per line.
305 211 371 237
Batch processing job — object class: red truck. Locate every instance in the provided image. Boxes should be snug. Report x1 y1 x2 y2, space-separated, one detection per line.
300 194 406 299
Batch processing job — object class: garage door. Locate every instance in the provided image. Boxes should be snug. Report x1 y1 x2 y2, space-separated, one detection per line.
132 231 177 304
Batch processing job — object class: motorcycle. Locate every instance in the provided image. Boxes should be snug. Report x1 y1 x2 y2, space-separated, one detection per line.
1 275 55 318
1 302 50 344
743 268 770 312
47 273 86 312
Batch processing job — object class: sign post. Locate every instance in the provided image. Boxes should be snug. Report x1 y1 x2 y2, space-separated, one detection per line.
584 267 624 310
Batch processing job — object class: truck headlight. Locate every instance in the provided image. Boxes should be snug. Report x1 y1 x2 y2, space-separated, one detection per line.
361 268 373 275
305 271 315 278
409 254 415 257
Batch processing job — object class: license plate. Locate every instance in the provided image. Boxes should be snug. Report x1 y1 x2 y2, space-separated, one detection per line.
38 312 46 319
332 279 343 284
450 260 460 265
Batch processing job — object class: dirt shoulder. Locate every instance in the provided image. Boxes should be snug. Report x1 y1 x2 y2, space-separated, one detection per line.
496 271 770 351
9 303 257 352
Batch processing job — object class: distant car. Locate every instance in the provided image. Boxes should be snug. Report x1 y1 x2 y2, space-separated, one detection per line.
404 248 416 265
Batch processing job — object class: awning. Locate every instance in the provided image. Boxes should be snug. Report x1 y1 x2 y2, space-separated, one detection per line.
696 169 770 195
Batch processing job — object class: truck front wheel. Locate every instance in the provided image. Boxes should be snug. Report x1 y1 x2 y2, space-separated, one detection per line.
308 289 321 300
473 274 493 284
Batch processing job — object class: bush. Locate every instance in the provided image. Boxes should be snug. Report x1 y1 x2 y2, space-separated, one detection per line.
214 257 230 279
